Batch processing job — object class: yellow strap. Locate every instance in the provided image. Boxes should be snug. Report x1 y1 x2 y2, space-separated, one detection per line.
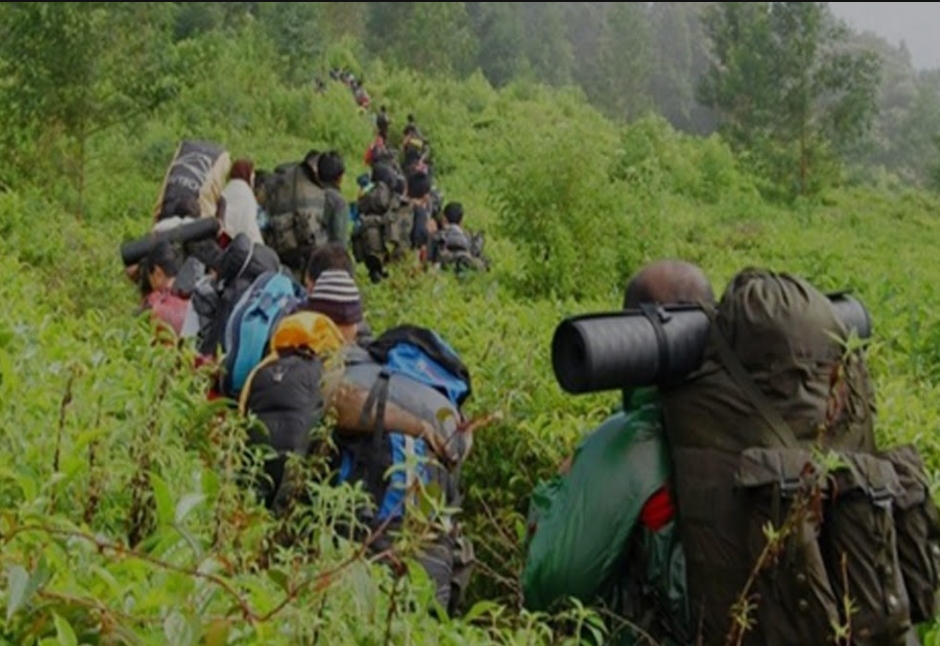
238 352 281 415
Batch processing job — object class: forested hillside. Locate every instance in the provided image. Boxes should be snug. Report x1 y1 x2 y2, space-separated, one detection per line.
3 3 940 644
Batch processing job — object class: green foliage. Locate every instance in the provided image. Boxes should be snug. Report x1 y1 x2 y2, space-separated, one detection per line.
611 115 757 205
0 3 182 207
365 3 477 79
698 2 882 199
4 12 940 644
486 99 631 301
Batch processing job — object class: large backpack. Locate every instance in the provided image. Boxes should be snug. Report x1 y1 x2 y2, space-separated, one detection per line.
431 226 488 274
335 326 472 519
351 181 398 281
152 140 231 223
334 326 474 614
262 163 328 272
220 271 306 398
661 268 940 646
238 311 346 510
192 235 281 357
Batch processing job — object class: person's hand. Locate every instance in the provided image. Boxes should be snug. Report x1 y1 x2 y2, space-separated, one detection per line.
420 420 458 468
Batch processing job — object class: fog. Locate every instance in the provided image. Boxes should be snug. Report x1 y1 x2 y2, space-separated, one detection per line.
829 2 940 70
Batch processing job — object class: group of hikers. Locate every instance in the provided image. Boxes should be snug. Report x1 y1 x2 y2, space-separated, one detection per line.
122 107 940 643
312 67 372 111
122 111 488 615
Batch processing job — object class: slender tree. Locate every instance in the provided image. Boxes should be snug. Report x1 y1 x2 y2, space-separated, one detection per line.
0 3 180 210
466 2 525 87
698 2 881 196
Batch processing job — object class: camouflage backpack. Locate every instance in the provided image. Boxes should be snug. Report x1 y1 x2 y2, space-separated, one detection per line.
262 162 328 273
661 268 940 646
432 226 488 274
351 181 397 282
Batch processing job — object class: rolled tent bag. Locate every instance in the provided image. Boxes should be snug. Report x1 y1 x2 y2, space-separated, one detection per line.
152 140 231 222
120 217 220 267
552 293 872 395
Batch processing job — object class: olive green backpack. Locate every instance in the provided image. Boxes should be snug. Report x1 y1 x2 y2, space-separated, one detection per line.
662 268 940 646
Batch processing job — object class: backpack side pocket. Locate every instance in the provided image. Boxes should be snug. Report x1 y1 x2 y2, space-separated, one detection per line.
736 447 840 646
822 452 911 646
882 445 940 624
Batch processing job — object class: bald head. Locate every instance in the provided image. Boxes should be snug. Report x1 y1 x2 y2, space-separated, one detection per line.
623 259 714 309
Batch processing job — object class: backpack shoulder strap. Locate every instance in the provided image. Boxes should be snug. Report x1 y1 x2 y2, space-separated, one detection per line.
356 366 393 501
238 352 280 415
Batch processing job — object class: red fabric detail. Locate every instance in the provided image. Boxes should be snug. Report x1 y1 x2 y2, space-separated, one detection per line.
145 290 188 336
193 354 222 402
639 486 675 532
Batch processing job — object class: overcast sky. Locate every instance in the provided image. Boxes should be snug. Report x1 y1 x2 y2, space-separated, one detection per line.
829 2 940 70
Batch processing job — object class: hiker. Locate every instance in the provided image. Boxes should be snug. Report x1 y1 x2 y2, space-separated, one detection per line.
364 132 395 169
353 82 371 111
238 310 446 514
303 243 355 294
376 105 390 139
403 113 423 141
350 163 406 284
660 268 938 646
188 232 282 359
522 259 716 645
238 310 345 511
260 150 328 276
401 116 430 177
301 249 375 345
332 323 476 617
406 170 436 263
220 158 263 246
316 150 350 247
426 202 488 274
303 269 364 345
137 240 192 338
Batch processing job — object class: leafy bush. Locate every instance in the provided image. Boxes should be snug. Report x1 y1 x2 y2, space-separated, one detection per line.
5 24 940 645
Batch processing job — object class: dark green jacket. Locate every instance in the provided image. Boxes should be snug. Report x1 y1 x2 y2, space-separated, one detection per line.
522 389 689 644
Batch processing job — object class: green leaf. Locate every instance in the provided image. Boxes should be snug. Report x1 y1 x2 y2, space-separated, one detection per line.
150 473 173 526
463 600 501 623
53 613 78 646
203 619 230 646
174 493 204 524
5 565 29 622
163 611 194 646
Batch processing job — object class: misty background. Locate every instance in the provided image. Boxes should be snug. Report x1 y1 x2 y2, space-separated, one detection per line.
830 3 940 70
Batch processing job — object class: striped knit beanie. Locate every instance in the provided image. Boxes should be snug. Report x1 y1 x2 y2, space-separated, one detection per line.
307 269 363 325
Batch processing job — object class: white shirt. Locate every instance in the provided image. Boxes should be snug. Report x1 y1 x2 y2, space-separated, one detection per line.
220 178 263 245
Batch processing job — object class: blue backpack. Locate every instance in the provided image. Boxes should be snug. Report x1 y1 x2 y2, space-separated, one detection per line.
335 326 472 524
221 270 305 398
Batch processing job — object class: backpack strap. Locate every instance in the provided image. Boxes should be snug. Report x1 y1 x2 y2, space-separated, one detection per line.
358 367 393 502
237 352 280 415
233 243 255 283
291 163 299 216
640 303 672 382
704 306 800 449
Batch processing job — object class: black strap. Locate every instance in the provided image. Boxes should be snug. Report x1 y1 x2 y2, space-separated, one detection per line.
358 368 392 500
703 307 799 449
640 303 671 379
